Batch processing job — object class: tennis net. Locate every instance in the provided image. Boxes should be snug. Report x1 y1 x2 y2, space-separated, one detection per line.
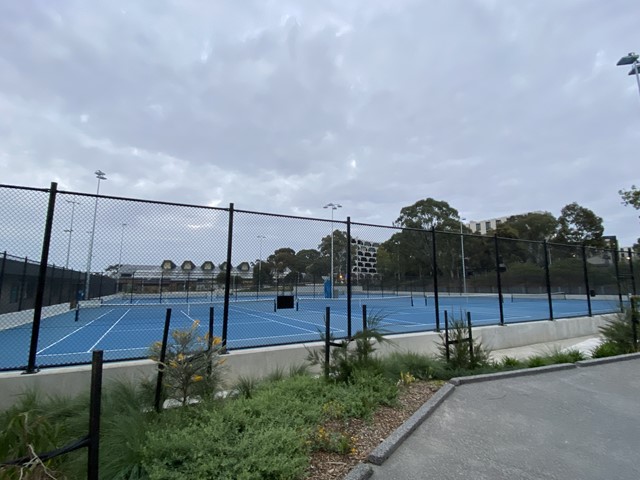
295 295 414 311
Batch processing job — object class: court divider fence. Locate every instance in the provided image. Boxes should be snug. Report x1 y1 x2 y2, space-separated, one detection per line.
0 182 637 371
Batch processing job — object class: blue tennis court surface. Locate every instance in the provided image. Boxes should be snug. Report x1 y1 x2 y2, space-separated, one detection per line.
0 294 621 370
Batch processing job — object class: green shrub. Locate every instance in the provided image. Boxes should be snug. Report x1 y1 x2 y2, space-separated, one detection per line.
500 356 523 368
438 315 491 370
592 341 624 358
598 310 638 354
547 348 585 364
149 320 226 407
306 312 390 382
381 351 439 381
527 355 548 368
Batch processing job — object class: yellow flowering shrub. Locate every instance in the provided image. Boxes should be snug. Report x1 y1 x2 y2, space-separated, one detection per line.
149 320 225 407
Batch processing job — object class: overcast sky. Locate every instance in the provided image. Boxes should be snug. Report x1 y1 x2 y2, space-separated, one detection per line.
1 0 639 249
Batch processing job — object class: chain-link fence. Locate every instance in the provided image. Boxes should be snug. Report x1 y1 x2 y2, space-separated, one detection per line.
0 182 635 371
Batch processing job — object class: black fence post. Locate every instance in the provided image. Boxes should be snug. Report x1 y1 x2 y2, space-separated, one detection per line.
87 350 103 480
613 248 623 311
0 251 6 307
543 240 554 321
494 234 505 326
26 182 57 374
467 311 474 365
444 310 450 362
431 228 440 332
155 308 172 413
628 248 637 297
207 306 215 376
18 257 28 311
222 203 234 350
324 306 331 379
346 217 352 339
581 244 592 316
362 304 367 331
47 265 55 306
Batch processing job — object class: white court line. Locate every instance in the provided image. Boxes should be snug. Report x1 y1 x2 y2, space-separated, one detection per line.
230 307 341 332
230 330 345 343
37 309 115 354
86 309 130 352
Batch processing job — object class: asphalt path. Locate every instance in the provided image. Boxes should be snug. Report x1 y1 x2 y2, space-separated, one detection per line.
369 358 640 480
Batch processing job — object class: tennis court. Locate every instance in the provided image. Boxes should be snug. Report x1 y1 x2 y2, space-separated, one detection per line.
0 293 621 371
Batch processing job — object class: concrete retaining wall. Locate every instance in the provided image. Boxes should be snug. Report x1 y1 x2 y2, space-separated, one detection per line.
0 313 615 410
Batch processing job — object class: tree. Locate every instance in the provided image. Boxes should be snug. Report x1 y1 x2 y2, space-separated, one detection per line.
505 212 558 242
395 198 461 231
318 230 352 279
619 185 640 214
554 202 604 246
294 249 321 277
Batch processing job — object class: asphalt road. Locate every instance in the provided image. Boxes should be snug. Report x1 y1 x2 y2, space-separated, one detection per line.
370 358 640 480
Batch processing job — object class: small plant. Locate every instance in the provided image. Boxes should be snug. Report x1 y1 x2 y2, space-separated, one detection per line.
438 314 491 370
598 308 639 354
306 312 390 383
397 371 416 386
527 355 548 368
233 375 260 400
547 347 585 364
149 320 226 406
311 425 357 455
500 356 522 368
591 341 622 358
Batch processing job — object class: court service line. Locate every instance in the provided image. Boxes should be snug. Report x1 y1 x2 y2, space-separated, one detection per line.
233 310 319 333
37 309 115 354
86 309 131 352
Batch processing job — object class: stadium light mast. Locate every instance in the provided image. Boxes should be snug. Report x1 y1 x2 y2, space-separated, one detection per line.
460 217 467 295
616 52 640 102
323 203 342 299
117 223 128 290
257 235 266 296
84 170 107 299
64 200 80 269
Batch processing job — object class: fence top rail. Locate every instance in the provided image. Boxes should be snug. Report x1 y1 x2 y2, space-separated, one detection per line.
1 183 630 254
234 207 348 224
0 183 50 194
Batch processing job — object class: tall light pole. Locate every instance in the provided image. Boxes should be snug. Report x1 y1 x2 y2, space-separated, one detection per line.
84 170 107 299
257 235 266 296
616 52 640 101
460 217 467 296
64 200 80 269
117 223 127 291
323 203 342 298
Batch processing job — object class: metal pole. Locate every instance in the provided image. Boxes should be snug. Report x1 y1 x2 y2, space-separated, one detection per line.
18 257 28 311
222 203 234 349
431 228 440 332
581 244 592 317
257 235 265 297
543 240 554 320
460 219 467 295
613 248 623 311
26 182 57 373
64 200 79 269
0 251 5 307
628 248 637 296
494 234 505 326
117 223 127 286
634 61 640 100
85 170 106 299
87 350 103 480
330 209 334 298
346 217 352 339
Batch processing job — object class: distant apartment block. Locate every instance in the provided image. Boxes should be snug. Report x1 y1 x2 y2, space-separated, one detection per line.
351 238 380 279
466 211 545 235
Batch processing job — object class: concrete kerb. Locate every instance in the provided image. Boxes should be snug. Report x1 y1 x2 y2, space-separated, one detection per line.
449 363 577 386
367 383 455 466
345 351 639 480
575 351 640 367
